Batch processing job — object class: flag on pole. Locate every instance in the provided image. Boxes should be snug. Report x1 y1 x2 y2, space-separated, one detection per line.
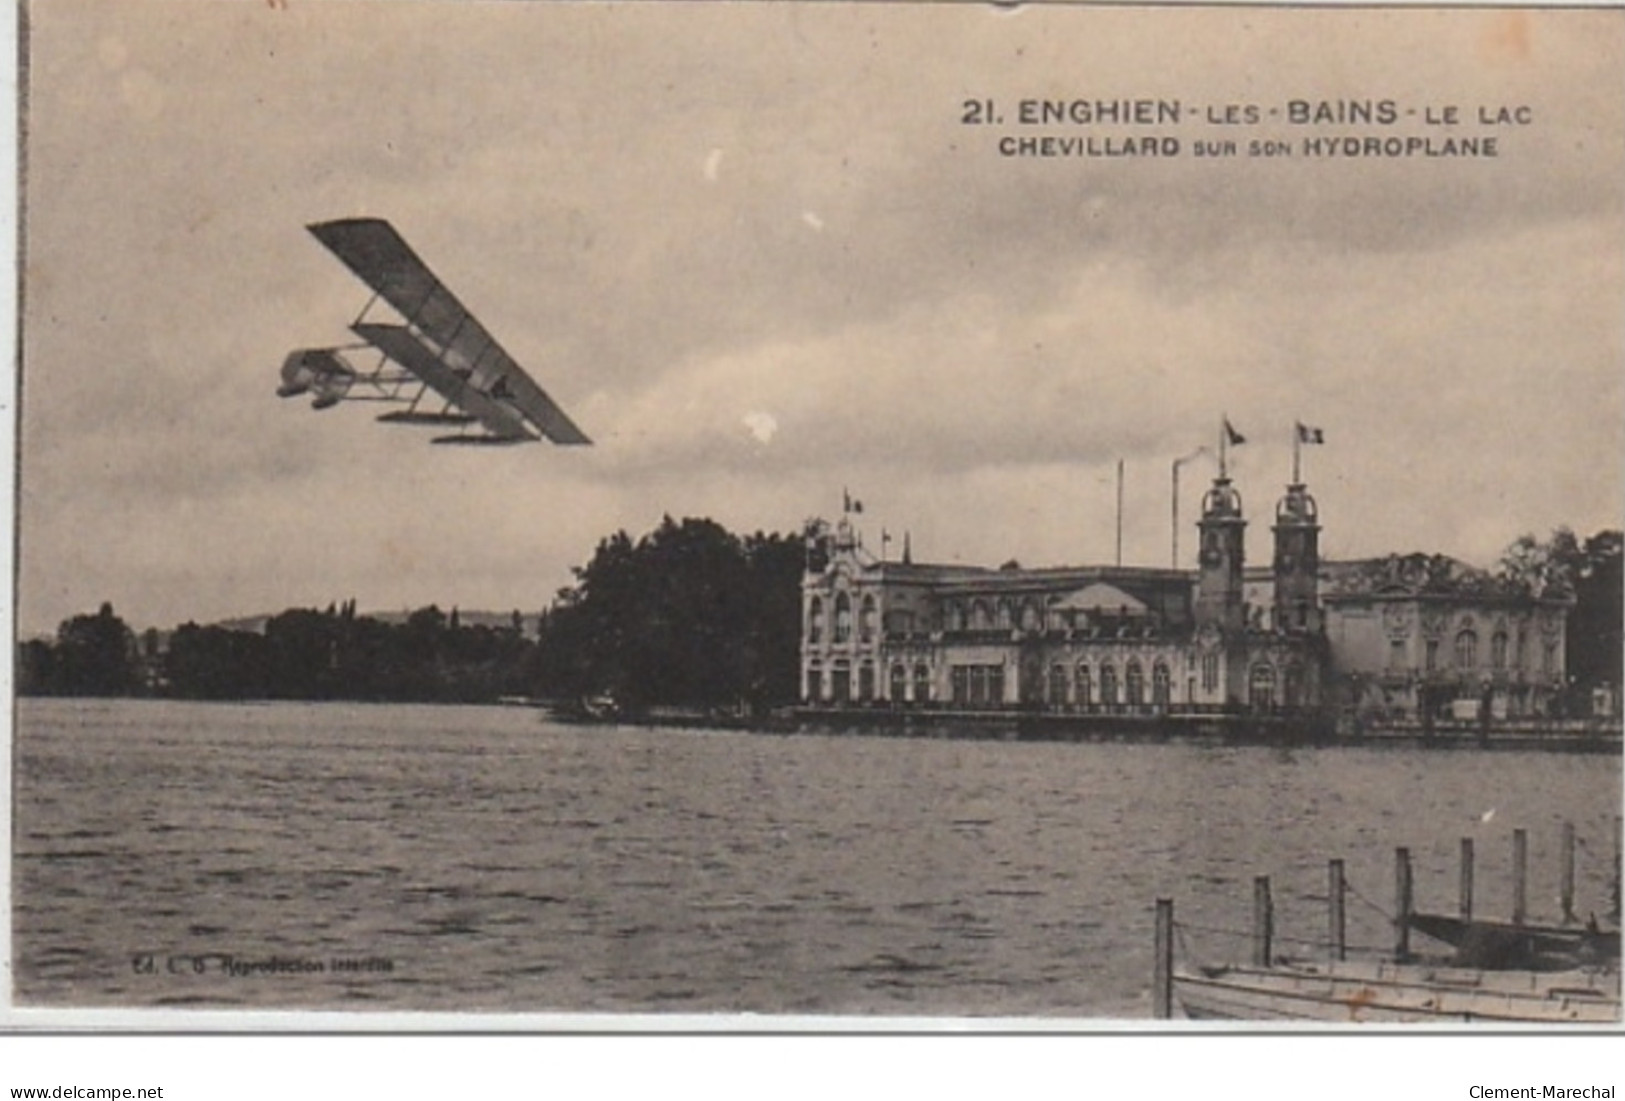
1296 422 1325 445
1223 418 1246 447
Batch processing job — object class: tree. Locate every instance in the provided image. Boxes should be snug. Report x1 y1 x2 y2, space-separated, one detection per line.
52 602 137 696
166 623 271 699
264 608 341 698
1499 528 1582 597
17 638 59 695
1500 527 1623 702
738 530 809 708
1568 530 1623 697
532 516 812 711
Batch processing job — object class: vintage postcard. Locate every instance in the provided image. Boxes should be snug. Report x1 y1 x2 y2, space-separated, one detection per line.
8 0 1623 1037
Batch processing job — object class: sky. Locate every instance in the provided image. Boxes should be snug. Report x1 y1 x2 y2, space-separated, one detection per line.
16 1 1625 635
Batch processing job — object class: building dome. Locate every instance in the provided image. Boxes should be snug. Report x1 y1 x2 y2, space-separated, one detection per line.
1202 477 1243 519
1275 483 1318 524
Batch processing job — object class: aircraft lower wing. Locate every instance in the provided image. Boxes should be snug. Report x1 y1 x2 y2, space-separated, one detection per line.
352 323 536 443
469 341 593 446
309 218 591 445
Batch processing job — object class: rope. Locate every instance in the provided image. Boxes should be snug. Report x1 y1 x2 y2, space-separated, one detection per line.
1174 918 1393 961
1174 918 1196 968
1343 875 1395 923
1172 920 1252 942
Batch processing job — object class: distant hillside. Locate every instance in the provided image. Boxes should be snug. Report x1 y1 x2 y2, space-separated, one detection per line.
208 609 540 640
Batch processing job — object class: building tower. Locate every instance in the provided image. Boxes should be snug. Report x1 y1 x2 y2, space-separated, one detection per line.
1272 481 1322 634
1195 475 1247 633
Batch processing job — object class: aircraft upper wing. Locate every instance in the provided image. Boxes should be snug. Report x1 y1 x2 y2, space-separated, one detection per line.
308 218 592 445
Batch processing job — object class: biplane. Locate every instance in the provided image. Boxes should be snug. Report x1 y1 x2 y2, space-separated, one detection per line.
277 218 591 446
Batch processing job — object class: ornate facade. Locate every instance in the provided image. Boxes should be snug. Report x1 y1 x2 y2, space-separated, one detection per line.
800 474 1329 716
799 475 1570 723
1319 553 1573 721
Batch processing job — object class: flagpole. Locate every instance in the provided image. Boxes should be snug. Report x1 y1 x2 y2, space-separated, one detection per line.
1293 424 1301 485
1170 457 1178 569
1218 414 1228 478
1115 458 1124 567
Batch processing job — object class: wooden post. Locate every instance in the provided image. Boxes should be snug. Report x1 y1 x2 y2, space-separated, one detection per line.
1561 821 1576 925
1253 875 1274 968
1512 828 1528 926
1153 898 1174 1020
1394 847 1412 961
1328 859 1346 962
1614 816 1622 922
1459 837 1475 922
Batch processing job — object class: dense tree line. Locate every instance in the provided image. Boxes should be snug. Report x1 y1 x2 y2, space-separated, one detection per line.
29 522 1611 715
19 601 539 703
18 602 139 697
1499 527 1623 704
531 516 807 713
161 603 538 702
17 516 811 711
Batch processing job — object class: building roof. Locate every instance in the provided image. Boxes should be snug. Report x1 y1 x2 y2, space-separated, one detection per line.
1320 553 1565 604
870 561 1188 588
1050 582 1150 615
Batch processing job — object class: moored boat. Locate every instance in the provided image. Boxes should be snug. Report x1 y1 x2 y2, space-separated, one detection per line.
1406 912 1619 970
1174 958 1620 1023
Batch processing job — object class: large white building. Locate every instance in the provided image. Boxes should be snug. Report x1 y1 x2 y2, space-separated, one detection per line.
800 473 1571 725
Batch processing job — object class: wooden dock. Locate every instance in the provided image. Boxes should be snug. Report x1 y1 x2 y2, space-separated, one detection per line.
1153 820 1622 1023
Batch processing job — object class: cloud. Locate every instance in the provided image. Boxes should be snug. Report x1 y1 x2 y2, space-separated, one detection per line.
742 411 779 445
17 2 1624 632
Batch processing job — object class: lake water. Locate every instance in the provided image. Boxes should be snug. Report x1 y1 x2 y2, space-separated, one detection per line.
12 698 1621 1018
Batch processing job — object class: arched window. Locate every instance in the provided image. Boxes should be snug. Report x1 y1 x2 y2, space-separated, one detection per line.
860 595 878 643
808 597 825 643
913 663 931 703
1491 631 1508 670
834 592 852 643
1125 660 1145 706
1284 663 1304 708
1200 652 1219 693
946 602 965 633
1454 629 1477 670
1099 663 1118 706
1021 601 1043 632
1075 663 1092 707
970 600 991 631
889 663 907 701
1249 663 1276 709
995 600 1013 631
1048 663 1069 706
1152 662 1171 707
